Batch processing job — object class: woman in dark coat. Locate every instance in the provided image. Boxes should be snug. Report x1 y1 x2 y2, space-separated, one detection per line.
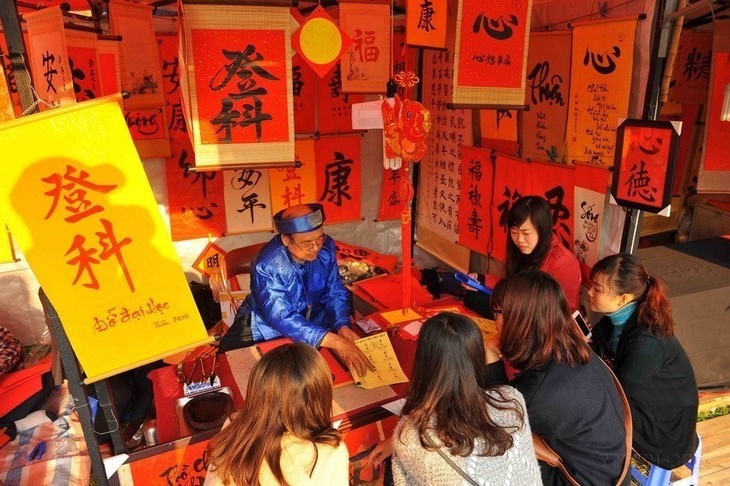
589 253 698 470
489 271 626 485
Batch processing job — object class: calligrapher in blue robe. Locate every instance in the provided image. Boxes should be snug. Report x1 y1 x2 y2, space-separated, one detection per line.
248 234 350 346
226 203 373 377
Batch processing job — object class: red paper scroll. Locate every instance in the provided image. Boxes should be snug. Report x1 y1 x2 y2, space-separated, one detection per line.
269 139 319 216
65 30 101 102
165 139 226 241
612 119 680 214
522 31 571 162
668 31 712 105
479 109 518 154
529 161 575 250
192 30 288 145
392 20 419 100
458 146 493 254
0 36 22 117
406 0 447 49
317 64 364 134
339 1 391 93
97 38 121 96
378 167 408 221
491 154 532 262
292 55 317 134
703 51 730 172
315 135 362 223
453 0 533 105
157 34 188 141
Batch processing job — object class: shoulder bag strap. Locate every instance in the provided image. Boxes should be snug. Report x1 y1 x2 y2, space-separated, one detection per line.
426 433 479 486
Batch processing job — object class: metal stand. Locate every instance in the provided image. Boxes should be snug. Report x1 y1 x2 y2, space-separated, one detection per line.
38 289 126 486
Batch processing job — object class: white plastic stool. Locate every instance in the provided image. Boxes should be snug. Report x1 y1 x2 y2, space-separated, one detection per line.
629 434 702 486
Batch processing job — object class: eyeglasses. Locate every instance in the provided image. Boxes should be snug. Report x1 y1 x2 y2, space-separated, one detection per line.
290 233 327 251
491 304 503 316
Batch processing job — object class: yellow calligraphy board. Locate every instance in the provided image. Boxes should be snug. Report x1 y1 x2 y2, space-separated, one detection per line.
0 95 210 383
351 332 408 390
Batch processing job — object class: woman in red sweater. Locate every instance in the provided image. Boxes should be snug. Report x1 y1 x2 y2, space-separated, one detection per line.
466 195 582 314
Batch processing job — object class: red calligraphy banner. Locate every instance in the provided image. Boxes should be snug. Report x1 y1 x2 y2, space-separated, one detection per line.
612 119 680 214
339 2 391 93
65 30 101 103
479 109 518 154
0 36 22 117
458 146 493 254
317 64 364 134
378 167 408 221
392 20 419 100
0 57 13 122
179 3 294 168
529 161 575 250
24 7 76 110
125 108 171 159
491 154 532 262
406 0 447 49
268 139 319 216
191 29 289 144
97 38 122 96
315 135 362 223
703 51 730 172
668 31 712 105
292 54 317 134
157 34 188 141
165 139 226 241
453 0 533 105
108 0 164 110
522 31 571 162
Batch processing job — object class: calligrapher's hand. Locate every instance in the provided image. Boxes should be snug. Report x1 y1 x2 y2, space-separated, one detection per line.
366 436 394 468
322 330 375 377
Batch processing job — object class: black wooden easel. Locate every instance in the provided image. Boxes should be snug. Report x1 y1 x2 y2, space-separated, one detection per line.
38 288 126 486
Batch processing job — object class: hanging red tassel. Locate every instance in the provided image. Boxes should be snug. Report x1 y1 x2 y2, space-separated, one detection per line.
400 166 414 311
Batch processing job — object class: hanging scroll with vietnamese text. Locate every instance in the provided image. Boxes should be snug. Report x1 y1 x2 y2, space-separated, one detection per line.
573 164 609 282
339 1 391 93
566 18 636 167
0 95 210 383
522 31 571 162
453 0 533 106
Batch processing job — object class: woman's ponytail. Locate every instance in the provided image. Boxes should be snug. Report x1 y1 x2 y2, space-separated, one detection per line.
637 275 675 337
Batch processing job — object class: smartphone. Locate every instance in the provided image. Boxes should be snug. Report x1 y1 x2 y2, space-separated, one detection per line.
572 310 592 340
454 272 493 295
